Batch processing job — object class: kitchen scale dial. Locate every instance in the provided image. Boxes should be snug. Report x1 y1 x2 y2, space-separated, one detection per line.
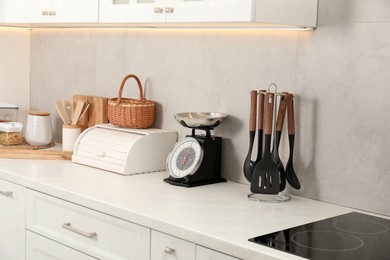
166 137 203 178
164 112 228 187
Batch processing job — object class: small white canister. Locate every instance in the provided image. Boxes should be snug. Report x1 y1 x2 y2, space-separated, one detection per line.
62 124 81 152
25 111 52 146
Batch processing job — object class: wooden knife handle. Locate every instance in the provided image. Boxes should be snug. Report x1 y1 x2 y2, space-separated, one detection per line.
258 90 266 130
287 93 295 135
264 92 275 135
275 94 288 131
249 90 258 131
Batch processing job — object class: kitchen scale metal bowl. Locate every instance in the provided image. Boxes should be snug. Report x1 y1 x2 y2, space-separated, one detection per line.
174 112 228 128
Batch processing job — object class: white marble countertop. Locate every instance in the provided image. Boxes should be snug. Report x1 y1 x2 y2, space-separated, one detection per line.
0 159 358 260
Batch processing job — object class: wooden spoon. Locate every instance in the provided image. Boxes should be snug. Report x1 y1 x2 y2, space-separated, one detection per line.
64 100 73 123
55 100 70 125
71 100 85 125
77 103 90 124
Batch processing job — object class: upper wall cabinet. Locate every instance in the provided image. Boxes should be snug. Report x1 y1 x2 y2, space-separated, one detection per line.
0 0 99 23
99 0 318 28
0 0 318 29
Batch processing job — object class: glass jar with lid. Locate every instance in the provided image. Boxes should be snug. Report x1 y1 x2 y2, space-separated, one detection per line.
0 122 23 145
0 103 18 122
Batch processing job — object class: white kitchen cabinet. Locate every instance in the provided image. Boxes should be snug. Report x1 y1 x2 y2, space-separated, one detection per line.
151 230 196 260
0 179 25 260
99 0 252 23
99 0 317 28
26 189 150 260
26 231 97 260
2 0 99 23
196 246 240 260
1 0 317 28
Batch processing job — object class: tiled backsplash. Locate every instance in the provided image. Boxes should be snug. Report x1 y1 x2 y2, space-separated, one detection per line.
28 1 390 215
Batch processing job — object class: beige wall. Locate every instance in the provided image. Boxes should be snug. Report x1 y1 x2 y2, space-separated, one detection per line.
30 0 390 215
0 27 30 126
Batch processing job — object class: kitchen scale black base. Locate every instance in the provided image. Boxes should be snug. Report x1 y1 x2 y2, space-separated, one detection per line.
165 134 225 188
163 177 226 188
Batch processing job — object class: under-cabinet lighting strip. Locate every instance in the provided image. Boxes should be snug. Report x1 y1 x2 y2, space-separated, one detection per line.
0 23 315 31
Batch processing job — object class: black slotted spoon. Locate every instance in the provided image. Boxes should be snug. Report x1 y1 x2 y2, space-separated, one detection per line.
250 92 280 194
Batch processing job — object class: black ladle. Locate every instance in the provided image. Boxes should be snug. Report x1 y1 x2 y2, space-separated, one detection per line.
243 90 258 182
285 94 301 189
255 90 266 165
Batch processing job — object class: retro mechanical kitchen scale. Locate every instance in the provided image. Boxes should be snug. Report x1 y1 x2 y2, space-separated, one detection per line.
164 112 228 187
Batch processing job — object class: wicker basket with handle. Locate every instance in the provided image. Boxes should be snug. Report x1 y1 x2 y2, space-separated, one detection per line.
108 74 155 128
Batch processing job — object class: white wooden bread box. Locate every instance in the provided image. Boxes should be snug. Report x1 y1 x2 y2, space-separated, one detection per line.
72 124 177 175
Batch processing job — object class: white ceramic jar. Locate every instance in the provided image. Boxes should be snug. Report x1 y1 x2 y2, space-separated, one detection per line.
25 111 52 146
62 124 81 152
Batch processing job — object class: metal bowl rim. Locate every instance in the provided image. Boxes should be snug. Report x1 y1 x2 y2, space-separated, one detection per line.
173 112 228 127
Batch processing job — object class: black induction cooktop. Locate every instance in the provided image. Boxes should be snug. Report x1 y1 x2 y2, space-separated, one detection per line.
249 212 390 260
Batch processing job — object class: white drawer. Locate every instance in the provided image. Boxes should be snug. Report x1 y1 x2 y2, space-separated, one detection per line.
196 246 241 260
151 231 195 260
26 189 150 260
26 231 97 260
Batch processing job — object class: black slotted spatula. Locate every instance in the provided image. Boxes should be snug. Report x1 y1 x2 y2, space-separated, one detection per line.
250 92 280 194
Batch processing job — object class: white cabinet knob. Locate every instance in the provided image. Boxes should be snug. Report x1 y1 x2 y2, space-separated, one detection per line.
164 7 174 13
48 11 56 16
164 247 175 254
95 151 106 157
41 10 49 16
154 7 163 13
0 191 13 197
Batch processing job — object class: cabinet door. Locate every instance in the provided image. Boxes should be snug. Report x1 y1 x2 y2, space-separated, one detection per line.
0 179 25 260
4 0 52 23
3 0 98 23
196 246 240 260
26 231 97 260
165 0 253 23
151 231 196 260
99 0 166 23
51 0 99 23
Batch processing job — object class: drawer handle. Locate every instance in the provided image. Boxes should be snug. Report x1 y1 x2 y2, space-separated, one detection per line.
164 247 175 254
0 191 13 197
62 223 97 239
164 7 174 13
154 7 163 13
95 151 106 157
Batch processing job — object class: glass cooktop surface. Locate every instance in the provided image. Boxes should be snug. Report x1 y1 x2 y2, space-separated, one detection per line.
249 212 390 260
